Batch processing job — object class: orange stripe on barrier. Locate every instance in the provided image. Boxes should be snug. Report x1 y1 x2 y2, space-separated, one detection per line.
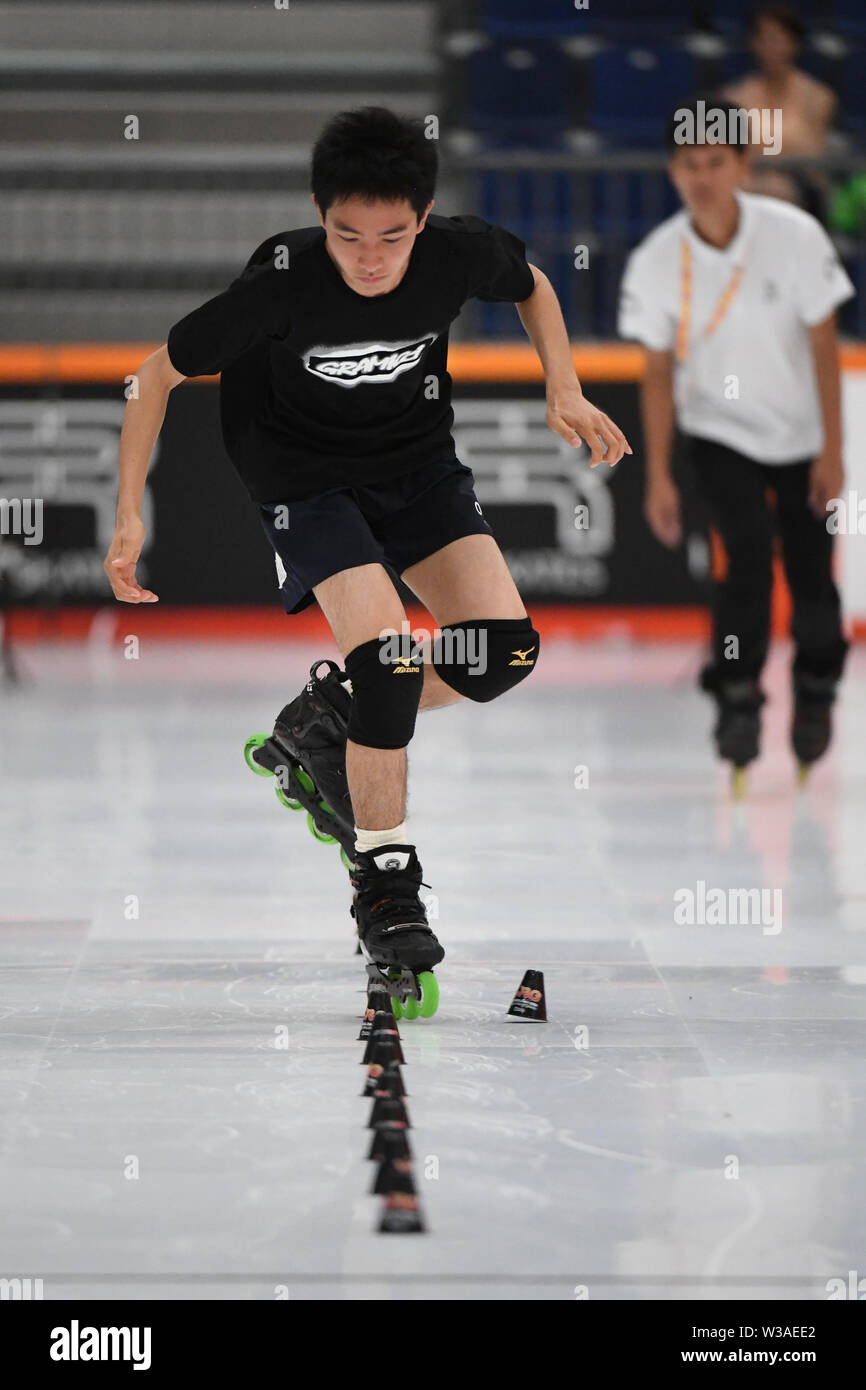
447 342 647 381
6 603 861 644
5 604 864 644
1 341 863 385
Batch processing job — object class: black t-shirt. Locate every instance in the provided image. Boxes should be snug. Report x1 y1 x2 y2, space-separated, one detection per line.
166 214 535 502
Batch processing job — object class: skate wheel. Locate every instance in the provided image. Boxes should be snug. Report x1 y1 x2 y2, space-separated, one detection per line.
416 971 439 1019
731 766 747 800
275 763 313 812
243 733 272 776
797 762 811 788
390 972 438 1021
307 811 338 845
340 846 355 871
275 783 303 812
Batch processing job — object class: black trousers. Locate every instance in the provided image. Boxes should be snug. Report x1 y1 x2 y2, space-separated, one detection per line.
685 435 849 688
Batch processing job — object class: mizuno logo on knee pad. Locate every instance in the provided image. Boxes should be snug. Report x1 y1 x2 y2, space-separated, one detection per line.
431 619 540 702
344 635 424 749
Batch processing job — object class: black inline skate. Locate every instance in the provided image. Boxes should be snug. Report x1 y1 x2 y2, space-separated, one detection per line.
351 845 443 1020
703 671 766 798
792 671 838 785
243 659 356 867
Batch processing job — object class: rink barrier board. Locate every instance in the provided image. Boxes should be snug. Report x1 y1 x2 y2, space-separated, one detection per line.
0 342 864 631
1 342 866 381
4 602 865 641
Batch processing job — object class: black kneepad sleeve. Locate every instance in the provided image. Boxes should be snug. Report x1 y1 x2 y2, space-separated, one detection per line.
344 635 424 749
432 617 540 702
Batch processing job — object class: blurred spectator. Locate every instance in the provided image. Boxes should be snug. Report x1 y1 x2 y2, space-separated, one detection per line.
723 4 835 218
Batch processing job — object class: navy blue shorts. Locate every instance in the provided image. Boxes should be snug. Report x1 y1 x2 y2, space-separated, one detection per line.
259 459 493 614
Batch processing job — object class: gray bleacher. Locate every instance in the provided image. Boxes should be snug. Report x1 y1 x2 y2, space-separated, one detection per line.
0 1 441 341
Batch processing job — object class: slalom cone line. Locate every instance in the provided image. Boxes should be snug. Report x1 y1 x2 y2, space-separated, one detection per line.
367 1123 412 1164
379 1191 425 1234
356 982 425 1232
368 1095 411 1129
362 1021 405 1066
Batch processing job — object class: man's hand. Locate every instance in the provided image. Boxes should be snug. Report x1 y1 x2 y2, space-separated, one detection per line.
104 517 159 602
546 385 632 466
809 450 844 520
645 475 682 548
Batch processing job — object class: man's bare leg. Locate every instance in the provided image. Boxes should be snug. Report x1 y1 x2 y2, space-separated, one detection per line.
313 535 528 821
345 744 406 831
312 564 409 834
312 563 444 1007
403 534 528 711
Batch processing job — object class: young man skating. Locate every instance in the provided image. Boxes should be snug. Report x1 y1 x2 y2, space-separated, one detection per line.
105 107 630 1012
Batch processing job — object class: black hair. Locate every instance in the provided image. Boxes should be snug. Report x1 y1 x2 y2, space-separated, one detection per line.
311 106 437 222
749 4 807 46
666 92 751 153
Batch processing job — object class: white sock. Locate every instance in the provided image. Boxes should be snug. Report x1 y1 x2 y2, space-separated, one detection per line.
354 823 408 855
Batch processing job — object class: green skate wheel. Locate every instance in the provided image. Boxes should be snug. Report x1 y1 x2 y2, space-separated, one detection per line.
401 993 420 1021
275 763 310 812
416 972 439 1019
243 733 272 776
307 811 338 845
275 784 303 812
390 997 404 1021
273 763 314 813
340 846 355 871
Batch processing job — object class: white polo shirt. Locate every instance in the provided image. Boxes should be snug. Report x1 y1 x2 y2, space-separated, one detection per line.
617 192 855 463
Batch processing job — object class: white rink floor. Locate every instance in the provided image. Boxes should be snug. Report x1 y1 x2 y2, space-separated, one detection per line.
1 633 865 1301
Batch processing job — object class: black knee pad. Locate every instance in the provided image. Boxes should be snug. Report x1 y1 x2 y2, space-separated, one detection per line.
431 617 540 702
344 634 424 749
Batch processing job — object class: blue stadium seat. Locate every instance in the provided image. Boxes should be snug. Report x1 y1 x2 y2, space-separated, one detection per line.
466 41 571 147
839 49 866 132
482 0 688 40
591 170 681 240
834 0 866 37
482 0 592 39
709 0 815 38
591 47 697 147
593 0 696 41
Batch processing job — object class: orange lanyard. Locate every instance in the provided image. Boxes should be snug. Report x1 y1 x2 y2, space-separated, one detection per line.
675 236 746 364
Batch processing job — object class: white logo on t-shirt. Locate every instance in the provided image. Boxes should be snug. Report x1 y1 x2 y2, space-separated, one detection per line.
303 335 436 388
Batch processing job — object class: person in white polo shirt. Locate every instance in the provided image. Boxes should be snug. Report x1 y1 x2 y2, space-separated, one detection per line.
618 92 855 790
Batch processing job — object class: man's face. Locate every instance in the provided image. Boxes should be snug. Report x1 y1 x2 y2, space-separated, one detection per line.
314 194 434 297
669 145 748 218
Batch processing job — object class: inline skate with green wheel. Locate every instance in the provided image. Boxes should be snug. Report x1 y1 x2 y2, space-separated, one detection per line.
351 845 443 1020
243 658 356 869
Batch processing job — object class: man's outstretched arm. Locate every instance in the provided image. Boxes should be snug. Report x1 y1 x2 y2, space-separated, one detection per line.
517 264 632 466
104 344 186 603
